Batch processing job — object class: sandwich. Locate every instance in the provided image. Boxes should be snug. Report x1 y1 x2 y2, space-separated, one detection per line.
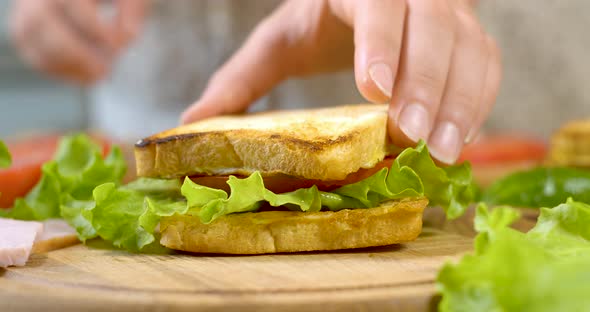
131 104 473 254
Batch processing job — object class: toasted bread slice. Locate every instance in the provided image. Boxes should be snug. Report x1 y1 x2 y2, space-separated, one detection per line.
547 119 590 167
160 197 427 254
32 219 80 254
135 104 389 180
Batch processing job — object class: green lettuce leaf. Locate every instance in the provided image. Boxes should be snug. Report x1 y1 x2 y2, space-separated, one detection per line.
437 199 590 312
182 173 323 223
0 139 11 210
183 140 474 224
4 134 126 220
92 181 186 250
61 196 97 241
482 167 590 208
63 178 186 250
4 137 472 251
472 204 521 253
75 140 474 250
0 140 10 168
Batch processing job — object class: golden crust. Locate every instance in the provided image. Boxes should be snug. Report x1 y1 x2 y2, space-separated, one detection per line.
31 235 79 254
159 197 427 254
134 104 390 180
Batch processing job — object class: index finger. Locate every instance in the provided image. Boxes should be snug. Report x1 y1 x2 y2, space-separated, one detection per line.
329 0 407 103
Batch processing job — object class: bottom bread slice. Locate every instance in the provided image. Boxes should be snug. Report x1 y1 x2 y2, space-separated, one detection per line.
160 197 428 254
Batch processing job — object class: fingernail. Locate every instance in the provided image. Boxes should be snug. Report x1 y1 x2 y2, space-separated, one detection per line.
369 63 393 99
464 128 477 144
399 103 431 142
429 121 462 165
463 129 476 144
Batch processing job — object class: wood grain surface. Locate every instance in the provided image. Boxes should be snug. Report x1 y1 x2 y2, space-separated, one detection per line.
0 207 538 312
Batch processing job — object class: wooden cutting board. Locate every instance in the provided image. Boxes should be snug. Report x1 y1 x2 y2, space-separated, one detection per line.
2 207 535 312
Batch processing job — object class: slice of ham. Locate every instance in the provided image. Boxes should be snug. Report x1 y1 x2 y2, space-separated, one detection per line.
0 218 79 268
0 218 43 267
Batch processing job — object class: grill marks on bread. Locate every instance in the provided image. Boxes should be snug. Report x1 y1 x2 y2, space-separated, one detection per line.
135 104 390 180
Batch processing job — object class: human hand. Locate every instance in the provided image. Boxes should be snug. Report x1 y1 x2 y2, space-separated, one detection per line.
10 0 147 84
182 0 501 165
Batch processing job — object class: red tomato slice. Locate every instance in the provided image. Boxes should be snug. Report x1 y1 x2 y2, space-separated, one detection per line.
189 157 395 194
458 134 547 165
0 134 111 208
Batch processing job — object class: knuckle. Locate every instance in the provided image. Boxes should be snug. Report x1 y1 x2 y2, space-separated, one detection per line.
441 95 480 129
441 107 478 131
411 0 455 34
371 28 402 52
428 16 456 45
432 0 456 29
251 17 291 60
448 89 479 117
430 0 454 18
454 10 484 40
484 35 503 83
410 70 445 98
453 13 489 58
255 18 305 76
486 34 501 60
254 16 284 43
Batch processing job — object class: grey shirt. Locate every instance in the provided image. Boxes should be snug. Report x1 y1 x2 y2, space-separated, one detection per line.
91 0 590 141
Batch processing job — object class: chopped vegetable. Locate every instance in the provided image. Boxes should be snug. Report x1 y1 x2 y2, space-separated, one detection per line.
482 167 590 207
0 140 10 169
437 199 590 312
3 134 126 220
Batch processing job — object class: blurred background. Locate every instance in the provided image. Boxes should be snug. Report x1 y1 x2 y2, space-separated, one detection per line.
1 1 589 140
0 0 87 137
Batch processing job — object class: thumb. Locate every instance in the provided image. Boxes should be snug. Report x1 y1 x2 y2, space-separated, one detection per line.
181 17 290 124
